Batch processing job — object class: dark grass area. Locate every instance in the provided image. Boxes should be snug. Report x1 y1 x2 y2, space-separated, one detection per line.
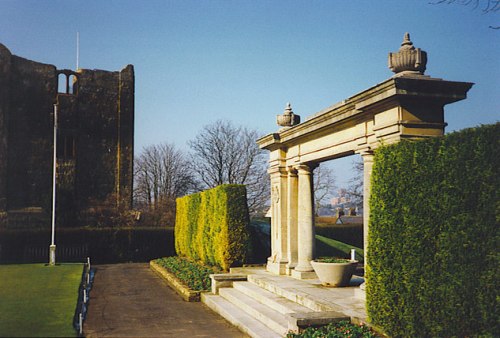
315 221 364 249
315 235 364 263
0 263 83 337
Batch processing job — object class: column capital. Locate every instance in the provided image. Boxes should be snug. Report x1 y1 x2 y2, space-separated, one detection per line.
294 163 316 174
268 166 289 176
287 166 298 176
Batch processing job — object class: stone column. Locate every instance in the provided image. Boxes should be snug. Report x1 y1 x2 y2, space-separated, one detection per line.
291 164 317 279
361 151 374 271
267 166 288 275
286 167 298 275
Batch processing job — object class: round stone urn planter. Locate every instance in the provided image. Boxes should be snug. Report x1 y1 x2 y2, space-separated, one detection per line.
310 258 358 287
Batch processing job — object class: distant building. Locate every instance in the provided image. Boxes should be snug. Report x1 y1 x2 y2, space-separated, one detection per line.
330 189 351 208
0 43 134 227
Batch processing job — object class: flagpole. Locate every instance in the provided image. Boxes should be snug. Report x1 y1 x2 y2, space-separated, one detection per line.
49 103 57 265
76 32 80 70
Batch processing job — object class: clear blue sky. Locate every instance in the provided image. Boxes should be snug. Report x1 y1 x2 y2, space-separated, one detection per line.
1 0 498 187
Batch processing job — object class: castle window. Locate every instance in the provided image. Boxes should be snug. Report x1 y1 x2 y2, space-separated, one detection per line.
57 70 78 95
57 73 67 93
69 74 77 95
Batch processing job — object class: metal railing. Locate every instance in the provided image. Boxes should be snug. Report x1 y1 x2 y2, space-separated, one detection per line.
74 257 94 336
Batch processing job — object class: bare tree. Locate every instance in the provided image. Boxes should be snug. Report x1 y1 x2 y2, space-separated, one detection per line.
313 164 337 216
430 0 500 28
189 120 269 215
134 143 195 214
346 158 364 210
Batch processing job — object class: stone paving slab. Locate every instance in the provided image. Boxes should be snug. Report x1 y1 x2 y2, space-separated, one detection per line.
85 263 247 337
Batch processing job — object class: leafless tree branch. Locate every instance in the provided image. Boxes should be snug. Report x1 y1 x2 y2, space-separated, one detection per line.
134 143 196 211
313 165 337 216
189 119 269 215
429 0 500 28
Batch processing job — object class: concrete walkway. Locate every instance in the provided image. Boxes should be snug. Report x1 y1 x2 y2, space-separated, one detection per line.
84 263 247 337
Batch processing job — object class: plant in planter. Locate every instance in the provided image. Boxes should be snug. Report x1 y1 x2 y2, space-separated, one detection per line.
310 257 358 287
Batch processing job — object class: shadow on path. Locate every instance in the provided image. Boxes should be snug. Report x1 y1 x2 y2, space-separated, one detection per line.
85 263 247 337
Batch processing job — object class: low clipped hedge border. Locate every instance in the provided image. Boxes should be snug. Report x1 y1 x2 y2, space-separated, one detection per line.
287 320 378 338
153 256 220 292
367 123 499 337
175 184 250 271
0 227 174 264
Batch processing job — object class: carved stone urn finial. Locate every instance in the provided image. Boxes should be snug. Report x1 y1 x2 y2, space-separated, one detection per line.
277 102 300 130
388 32 427 76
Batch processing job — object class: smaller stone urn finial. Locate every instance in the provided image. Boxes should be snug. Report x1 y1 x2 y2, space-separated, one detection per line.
401 32 412 48
277 102 300 130
388 32 427 76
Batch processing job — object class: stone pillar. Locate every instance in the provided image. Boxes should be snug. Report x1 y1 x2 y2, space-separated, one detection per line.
361 151 374 270
286 167 298 275
267 166 288 275
291 164 317 279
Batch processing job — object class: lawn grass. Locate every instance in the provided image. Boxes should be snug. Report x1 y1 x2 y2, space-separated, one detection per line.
0 263 83 337
315 234 364 263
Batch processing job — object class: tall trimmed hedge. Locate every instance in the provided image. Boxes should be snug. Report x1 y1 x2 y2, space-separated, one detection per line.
367 123 499 337
175 184 249 271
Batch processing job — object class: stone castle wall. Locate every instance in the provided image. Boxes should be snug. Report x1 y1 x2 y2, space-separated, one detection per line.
0 43 134 227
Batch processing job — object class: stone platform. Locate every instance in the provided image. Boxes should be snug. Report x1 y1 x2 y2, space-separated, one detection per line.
202 267 367 338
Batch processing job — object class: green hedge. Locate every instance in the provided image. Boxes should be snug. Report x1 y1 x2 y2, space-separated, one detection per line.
367 123 499 337
153 257 221 291
315 224 363 249
0 227 174 264
175 184 250 271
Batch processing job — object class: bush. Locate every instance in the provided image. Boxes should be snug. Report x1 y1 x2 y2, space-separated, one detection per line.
153 256 221 291
246 220 271 264
287 320 378 338
367 123 499 337
0 227 174 264
315 235 364 263
315 223 363 249
175 184 250 271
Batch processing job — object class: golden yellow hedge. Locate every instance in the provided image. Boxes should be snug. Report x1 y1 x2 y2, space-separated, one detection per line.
175 184 249 271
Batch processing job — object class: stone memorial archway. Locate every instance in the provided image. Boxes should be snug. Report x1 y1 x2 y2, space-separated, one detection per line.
257 33 473 279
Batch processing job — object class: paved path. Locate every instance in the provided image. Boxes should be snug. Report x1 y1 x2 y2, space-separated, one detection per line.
85 263 247 337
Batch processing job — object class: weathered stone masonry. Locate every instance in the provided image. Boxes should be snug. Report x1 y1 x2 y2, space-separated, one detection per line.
257 34 473 279
0 43 134 227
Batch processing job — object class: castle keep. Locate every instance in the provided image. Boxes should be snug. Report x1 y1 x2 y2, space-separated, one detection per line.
0 43 134 227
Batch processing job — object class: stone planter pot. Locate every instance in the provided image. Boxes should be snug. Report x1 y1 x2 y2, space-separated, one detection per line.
310 259 358 287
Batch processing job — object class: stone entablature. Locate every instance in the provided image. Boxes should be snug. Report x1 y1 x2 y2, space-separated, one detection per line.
258 76 472 165
257 34 473 278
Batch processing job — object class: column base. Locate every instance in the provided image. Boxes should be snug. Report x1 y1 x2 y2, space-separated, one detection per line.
267 260 288 275
285 263 297 276
291 269 317 280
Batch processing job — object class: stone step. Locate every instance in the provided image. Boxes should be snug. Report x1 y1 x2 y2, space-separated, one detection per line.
201 293 282 338
247 274 343 312
233 281 315 315
219 287 289 336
